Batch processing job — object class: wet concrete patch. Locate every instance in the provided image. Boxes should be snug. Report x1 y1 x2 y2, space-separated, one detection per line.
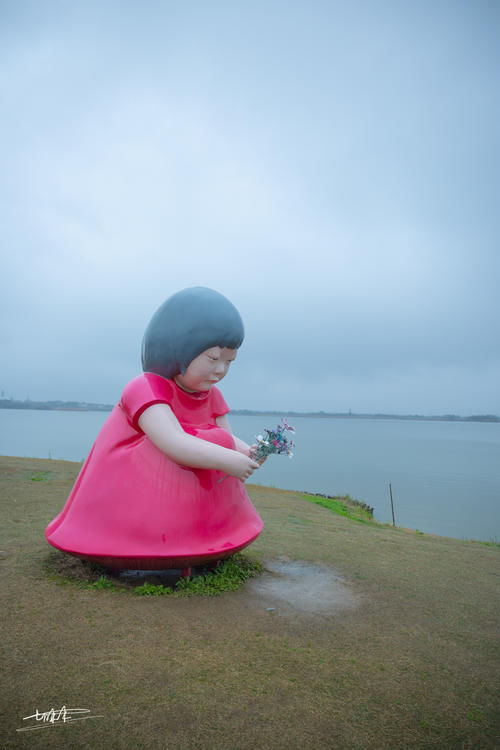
246 555 359 614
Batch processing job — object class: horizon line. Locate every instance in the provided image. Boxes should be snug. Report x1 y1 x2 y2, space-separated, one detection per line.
0 398 498 422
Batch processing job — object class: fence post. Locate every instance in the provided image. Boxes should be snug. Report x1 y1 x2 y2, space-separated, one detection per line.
389 483 396 527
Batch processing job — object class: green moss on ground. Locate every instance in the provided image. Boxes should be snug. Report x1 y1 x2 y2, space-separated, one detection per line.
301 492 375 523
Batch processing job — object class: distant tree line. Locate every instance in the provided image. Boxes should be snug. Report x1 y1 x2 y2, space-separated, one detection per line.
0 399 113 412
230 410 500 422
0 399 498 422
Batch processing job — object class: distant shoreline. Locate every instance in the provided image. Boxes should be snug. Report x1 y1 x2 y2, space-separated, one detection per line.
1 399 498 423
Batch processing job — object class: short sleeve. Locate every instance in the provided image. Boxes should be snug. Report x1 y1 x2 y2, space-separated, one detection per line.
120 374 175 430
210 386 230 418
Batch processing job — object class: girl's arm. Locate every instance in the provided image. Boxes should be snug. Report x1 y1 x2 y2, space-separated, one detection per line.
139 404 259 481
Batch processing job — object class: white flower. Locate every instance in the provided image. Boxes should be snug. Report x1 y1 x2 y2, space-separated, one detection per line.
288 452 294 459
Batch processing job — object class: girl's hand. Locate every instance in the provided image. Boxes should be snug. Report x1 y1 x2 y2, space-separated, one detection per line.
249 445 268 466
223 452 260 481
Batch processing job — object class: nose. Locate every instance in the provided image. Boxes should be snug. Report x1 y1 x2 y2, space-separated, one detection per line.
214 360 226 375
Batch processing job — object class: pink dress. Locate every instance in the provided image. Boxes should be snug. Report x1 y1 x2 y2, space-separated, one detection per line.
45 373 263 569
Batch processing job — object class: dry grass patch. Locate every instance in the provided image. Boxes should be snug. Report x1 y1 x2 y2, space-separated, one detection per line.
1 456 499 749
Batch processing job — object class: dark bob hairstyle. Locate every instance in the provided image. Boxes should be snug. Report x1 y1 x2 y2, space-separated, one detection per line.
141 287 244 380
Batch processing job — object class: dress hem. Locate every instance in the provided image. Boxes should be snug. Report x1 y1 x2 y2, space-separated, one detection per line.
46 531 262 570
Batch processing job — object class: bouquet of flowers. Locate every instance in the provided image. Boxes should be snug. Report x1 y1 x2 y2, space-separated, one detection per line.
250 417 296 461
218 418 295 483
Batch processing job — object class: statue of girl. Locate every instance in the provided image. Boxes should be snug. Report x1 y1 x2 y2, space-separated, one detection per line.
45 287 264 571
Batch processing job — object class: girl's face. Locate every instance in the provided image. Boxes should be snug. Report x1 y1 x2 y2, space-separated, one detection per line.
174 346 238 392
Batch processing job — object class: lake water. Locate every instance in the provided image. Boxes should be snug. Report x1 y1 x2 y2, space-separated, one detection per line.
1 409 498 543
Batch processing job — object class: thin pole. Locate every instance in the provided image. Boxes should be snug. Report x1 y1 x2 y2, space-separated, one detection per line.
389 483 396 527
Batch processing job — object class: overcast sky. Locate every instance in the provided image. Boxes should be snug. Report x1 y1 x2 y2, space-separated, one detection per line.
1 0 499 415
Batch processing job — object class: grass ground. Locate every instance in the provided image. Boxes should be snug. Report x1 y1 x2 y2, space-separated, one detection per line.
1 455 499 750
